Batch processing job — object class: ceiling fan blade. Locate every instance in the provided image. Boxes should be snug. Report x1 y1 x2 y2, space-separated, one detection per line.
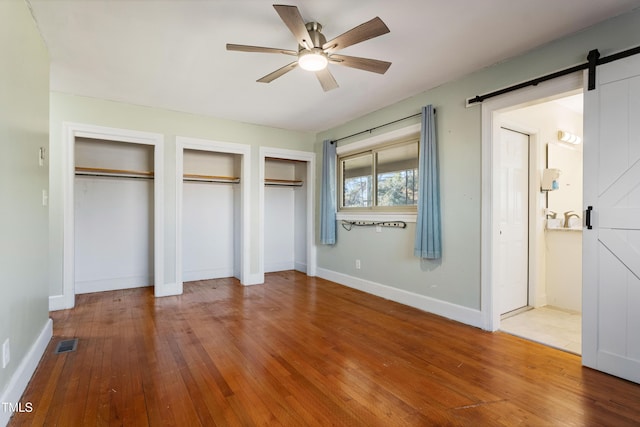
257 61 298 83
329 54 391 74
226 44 297 56
273 4 313 49
315 68 339 92
323 17 390 54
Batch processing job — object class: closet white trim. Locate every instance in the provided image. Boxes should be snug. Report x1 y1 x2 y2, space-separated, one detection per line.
56 122 165 310
259 147 316 281
175 136 252 288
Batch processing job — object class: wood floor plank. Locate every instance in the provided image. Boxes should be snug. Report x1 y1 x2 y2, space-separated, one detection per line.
9 271 640 426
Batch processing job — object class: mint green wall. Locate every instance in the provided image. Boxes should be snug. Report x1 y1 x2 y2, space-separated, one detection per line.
316 9 640 310
0 0 50 397
48 93 315 296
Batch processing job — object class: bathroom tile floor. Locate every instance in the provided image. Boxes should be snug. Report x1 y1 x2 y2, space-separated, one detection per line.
500 306 582 355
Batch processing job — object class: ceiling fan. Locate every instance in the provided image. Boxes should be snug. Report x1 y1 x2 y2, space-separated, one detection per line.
226 4 391 92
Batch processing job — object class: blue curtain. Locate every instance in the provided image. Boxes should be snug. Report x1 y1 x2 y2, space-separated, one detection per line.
414 105 441 259
320 139 337 245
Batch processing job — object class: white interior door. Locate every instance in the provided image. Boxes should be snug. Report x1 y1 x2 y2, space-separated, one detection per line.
583 54 640 383
497 127 530 314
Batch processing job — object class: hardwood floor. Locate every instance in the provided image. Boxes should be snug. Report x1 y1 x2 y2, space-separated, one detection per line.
10 271 640 426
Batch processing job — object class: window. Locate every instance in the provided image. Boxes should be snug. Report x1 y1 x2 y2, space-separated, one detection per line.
339 136 419 212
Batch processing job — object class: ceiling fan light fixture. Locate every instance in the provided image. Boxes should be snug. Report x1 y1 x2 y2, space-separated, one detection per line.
298 49 328 71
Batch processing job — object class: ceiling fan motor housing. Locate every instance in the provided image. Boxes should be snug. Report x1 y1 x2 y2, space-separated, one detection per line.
301 22 327 50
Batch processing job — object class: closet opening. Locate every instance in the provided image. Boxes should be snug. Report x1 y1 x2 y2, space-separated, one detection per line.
175 136 252 290
57 122 165 311
264 157 307 273
181 149 242 283
74 138 155 294
259 148 317 280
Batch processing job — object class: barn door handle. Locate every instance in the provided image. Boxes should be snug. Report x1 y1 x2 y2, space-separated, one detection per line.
586 206 593 230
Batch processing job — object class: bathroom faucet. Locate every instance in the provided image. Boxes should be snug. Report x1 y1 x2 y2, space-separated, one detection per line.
564 211 580 228
546 211 557 219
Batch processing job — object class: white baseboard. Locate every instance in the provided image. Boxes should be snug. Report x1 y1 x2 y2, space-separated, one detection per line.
75 276 152 294
48 294 71 311
242 273 264 286
183 268 234 283
533 294 548 308
294 262 307 274
0 318 52 427
316 268 483 329
154 282 182 297
265 261 295 273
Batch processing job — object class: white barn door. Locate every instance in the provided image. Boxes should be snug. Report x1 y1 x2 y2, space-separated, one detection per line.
583 54 640 383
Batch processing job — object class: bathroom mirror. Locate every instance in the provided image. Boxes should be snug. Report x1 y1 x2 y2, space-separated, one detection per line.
547 141 583 225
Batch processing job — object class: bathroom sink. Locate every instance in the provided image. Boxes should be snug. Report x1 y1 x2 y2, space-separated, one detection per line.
567 217 582 229
546 218 562 229
546 217 582 230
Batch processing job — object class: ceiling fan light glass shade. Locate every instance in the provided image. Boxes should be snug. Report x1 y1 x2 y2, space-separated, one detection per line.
298 49 328 71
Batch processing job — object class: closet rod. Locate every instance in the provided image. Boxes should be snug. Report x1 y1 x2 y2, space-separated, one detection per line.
183 174 240 184
265 178 303 187
330 111 423 145
184 178 240 184
75 166 154 179
265 156 307 163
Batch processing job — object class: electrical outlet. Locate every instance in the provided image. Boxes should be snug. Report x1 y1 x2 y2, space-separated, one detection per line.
42 189 48 206
2 338 9 369
355 259 361 269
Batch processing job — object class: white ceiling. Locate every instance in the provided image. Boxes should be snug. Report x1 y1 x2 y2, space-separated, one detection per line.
553 93 584 115
27 0 640 132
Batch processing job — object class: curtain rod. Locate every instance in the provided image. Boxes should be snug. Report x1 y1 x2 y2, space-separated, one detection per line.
330 111 426 145
468 45 640 105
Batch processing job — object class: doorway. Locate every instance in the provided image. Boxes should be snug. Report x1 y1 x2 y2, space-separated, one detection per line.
263 157 309 273
480 72 583 332
175 136 251 290
56 123 165 311
493 91 584 354
74 138 155 295
259 147 317 281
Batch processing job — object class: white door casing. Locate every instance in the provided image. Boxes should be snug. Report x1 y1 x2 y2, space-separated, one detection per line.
481 73 583 331
175 136 252 289
583 55 640 384
497 128 530 314
53 123 165 311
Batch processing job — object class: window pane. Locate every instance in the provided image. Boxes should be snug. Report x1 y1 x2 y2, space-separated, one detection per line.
342 154 372 207
376 143 419 206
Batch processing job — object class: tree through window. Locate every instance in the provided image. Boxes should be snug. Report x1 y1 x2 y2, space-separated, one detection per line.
339 137 419 211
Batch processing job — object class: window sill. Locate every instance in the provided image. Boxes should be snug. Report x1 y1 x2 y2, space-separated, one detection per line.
336 212 417 223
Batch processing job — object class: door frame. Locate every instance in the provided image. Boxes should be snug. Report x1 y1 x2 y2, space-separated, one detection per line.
54 122 165 310
481 73 583 331
175 136 252 290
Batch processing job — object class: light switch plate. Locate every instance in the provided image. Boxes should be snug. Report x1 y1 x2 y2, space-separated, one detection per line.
2 338 9 369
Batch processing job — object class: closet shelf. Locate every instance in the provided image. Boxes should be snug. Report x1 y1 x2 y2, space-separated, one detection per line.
265 178 303 187
75 166 154 179
183 173 240 184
